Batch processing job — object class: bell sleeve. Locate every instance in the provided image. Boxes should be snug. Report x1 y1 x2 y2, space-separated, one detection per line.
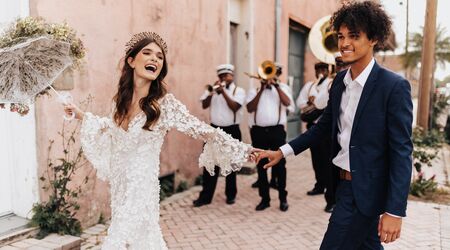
161 94 252 176
80 112 114 181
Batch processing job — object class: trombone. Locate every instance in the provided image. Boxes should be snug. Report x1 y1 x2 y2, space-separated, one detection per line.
244 60 278 85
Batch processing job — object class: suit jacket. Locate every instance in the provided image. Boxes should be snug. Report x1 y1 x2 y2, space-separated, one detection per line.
289 62 413 217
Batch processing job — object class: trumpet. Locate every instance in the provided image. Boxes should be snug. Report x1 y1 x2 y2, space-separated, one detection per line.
206 81 226 92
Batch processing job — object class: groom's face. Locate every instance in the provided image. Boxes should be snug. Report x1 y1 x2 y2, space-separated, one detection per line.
337 25 377 66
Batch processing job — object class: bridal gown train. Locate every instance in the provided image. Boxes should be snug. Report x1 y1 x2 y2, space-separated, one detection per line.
80 93 251 249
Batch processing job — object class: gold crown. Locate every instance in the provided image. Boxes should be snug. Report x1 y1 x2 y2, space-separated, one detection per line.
125 31 168 54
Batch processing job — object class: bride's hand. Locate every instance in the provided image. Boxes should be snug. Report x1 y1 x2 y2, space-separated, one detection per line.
64 103 84 120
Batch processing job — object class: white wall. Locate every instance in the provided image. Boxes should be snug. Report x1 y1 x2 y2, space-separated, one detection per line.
0 0 39 219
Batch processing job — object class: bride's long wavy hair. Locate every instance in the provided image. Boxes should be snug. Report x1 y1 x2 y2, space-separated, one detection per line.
113 38 168 131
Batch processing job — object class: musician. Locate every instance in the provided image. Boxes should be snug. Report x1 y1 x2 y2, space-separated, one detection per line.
246 63 294 211
296 62 334 212
193 64 246 207
251 62 285 190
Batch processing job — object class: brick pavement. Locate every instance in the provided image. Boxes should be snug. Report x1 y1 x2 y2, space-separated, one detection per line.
3 151 448 249
160 151 450 250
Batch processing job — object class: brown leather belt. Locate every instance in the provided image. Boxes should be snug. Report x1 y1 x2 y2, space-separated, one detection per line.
339 169 352 181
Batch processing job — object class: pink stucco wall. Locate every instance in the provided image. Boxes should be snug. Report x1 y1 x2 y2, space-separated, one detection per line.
31 0 229 226
279 0 341 84
30 0 342 226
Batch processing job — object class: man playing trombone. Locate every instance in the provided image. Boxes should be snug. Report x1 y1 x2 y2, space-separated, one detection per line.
246 62 294 211
193 64 246 207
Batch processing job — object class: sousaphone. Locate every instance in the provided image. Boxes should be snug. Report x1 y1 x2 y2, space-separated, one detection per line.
308 15 338 65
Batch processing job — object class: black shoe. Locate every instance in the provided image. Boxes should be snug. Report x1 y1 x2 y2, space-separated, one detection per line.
226 198 235 205
280 201 289 212
251 181 258 188
306 188 325 196
269 181 278 189
193 199 210 207
324 204 335 213
255 200 270 211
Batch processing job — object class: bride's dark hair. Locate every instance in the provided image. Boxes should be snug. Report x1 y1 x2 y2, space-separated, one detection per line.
113 38 168 131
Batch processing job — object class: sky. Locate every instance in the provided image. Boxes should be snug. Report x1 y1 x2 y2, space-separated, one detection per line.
381 0 450 81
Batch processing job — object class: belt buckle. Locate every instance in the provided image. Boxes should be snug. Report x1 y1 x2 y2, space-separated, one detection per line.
340 169 351 181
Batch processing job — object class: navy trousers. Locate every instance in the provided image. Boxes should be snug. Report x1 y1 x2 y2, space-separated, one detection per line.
320 180 383 250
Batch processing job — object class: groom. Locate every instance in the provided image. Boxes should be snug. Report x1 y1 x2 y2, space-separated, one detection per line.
255 1 413 249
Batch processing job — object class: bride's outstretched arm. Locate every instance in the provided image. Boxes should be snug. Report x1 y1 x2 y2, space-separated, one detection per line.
79 111 114 181
65 102 114 181
161 94 253 176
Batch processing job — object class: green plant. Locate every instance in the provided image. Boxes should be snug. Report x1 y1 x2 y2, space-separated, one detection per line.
410 127 445 197
431 92 450 130
400 24 450 73
98 213 106 225
194 175 203 186
30 99 91 239
176 181 189 193
410 174 438 197
160 178 174 201
412 127 446 148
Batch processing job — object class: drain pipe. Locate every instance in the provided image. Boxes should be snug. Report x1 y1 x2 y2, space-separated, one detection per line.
275 0 282 62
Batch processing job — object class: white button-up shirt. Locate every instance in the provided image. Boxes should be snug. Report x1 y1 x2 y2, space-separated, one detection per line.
280 58 375 167
332 58 375 171
199 82 246 126
246 82 295 127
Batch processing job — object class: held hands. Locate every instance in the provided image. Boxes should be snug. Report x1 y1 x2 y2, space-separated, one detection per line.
63 102 84 120
378 213 402 244
251 148 284 169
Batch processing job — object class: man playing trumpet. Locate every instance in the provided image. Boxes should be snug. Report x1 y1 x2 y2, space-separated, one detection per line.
194 64 246 207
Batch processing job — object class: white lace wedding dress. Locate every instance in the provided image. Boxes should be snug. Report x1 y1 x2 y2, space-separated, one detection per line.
80 93 251 250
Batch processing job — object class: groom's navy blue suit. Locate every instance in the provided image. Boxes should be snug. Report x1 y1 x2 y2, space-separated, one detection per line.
288 62 413 248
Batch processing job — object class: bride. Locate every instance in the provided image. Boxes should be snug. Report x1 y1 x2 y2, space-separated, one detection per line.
64 31 253 249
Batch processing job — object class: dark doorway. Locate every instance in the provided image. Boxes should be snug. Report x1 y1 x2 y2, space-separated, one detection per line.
287 20 308 140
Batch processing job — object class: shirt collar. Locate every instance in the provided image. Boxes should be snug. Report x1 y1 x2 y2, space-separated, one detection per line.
343 58 375 88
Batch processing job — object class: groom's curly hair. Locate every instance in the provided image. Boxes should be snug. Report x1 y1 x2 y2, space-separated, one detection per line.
331 1 392 51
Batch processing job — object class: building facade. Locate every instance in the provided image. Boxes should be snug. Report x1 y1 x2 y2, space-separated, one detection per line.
1 0 350 226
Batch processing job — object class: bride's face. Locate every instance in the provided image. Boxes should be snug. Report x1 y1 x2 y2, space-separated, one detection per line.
127 42 164 81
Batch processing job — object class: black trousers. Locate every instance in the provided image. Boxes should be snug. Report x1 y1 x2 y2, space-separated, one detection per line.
251 125 287 202
197 124 241 202
308 122 335 206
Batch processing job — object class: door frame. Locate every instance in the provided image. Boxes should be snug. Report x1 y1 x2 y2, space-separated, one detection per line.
0 0 39 219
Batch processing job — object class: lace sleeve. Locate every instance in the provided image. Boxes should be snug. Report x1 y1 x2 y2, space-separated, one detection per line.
161 94 252 176
80 112 114 181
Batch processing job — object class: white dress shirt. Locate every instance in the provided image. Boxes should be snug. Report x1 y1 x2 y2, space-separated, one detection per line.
199 82 246 126
246 82 295 127
332 58 375 171
296 78 332 123
280 58 375 164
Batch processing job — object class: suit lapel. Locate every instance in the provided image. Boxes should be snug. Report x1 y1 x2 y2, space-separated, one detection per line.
350 62 380 138
332 73 346 138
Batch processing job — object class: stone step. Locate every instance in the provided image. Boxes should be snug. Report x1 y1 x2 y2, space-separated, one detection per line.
0 234 82 250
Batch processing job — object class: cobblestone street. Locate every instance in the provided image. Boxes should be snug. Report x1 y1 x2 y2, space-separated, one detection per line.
2 151 449 250
159 151 450 250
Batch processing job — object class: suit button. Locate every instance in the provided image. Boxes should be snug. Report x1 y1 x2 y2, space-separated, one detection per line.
350 145 356 149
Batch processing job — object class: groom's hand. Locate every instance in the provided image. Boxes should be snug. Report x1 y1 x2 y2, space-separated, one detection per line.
254 149 284 169
378 213 402 244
